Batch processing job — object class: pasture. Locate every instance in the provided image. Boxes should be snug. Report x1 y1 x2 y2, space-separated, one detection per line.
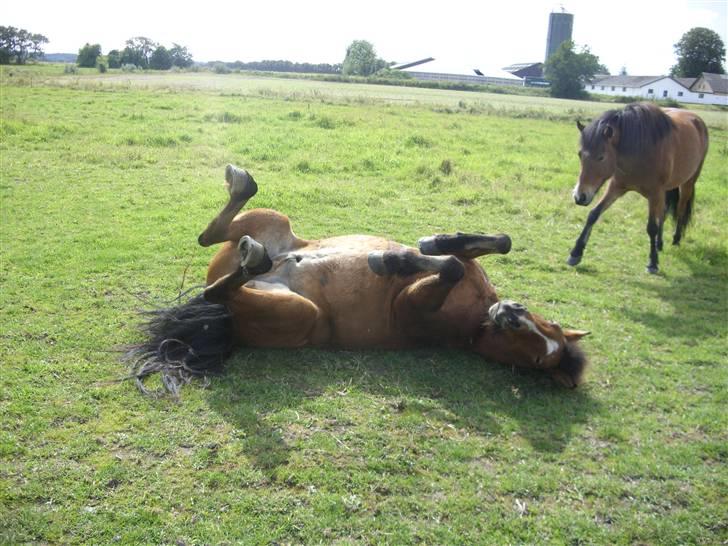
1 69 727 544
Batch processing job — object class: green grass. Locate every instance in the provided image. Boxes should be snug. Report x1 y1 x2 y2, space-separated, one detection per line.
1 72 726 545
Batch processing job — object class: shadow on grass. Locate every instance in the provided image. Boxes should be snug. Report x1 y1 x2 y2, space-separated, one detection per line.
623 243 727 342
205 347 602 471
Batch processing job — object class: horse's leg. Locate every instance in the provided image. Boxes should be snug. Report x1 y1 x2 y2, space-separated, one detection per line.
198 165 258 247
368 249 465 315
567 181 626 266
204 236 272 303
646 192 666 274
657 217 665 252
204 236 323 347
418 232 511 259
672 175 698 246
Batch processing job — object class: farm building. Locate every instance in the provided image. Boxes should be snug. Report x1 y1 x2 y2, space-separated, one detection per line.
393 58 524 87
502 62 544 79
585 73 728 106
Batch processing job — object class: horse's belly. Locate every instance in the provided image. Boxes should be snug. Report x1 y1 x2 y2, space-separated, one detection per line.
248 237 411 348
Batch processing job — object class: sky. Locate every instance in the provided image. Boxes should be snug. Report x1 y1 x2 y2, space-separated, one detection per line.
5 0 727 76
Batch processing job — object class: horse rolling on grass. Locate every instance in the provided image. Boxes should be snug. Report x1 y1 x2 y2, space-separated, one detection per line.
568 102 709 273
125 165 590 396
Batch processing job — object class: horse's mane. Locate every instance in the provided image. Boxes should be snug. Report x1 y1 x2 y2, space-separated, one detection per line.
582 102 674 156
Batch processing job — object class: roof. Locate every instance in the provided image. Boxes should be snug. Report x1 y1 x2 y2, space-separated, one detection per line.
501 62 543 71
675 77 697 89
588 75 665 87
399 58 522 80
391 57 435 70
694 72 728 94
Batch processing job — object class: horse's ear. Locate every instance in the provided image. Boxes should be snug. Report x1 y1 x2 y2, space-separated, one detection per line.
564 328 590 342
602 125 614 140
576 120 585 132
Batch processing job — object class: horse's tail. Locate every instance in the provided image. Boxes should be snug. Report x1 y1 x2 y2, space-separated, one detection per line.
121 289 234 397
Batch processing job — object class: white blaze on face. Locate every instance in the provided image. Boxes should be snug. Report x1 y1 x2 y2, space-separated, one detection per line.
521 317 559 356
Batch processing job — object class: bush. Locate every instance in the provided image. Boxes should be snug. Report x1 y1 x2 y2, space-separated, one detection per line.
63 64 77 74
658 98 681 108
121 64 137 72
213 62 231 74
97 63 107 73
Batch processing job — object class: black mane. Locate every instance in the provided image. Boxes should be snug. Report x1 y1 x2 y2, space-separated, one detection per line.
581 102 674 156
121 290 234 397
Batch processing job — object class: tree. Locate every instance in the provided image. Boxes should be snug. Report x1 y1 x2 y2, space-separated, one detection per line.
342 40 387 76
0 26 48 64
169 43 193 68
149 45 172 69
544 40 602 99
121 36 156 68
107 49 121 69
77 43 101 67
670 27 725 77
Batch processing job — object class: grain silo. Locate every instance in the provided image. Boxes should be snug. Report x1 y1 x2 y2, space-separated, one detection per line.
545 9 574 61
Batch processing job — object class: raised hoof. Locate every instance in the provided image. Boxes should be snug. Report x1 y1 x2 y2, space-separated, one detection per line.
646 265 659 275
225 164 258 200
238 236 271 274
567 254 582 267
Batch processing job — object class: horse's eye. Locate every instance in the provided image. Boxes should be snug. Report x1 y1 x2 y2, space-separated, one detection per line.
535 356 543 366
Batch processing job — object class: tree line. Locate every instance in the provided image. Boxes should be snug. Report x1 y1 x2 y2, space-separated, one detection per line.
79 37 193 70
217 59 341 74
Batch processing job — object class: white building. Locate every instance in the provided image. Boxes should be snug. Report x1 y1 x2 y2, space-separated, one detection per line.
585 73 727 106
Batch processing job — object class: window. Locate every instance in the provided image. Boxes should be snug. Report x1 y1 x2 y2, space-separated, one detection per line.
699 93 704 99
591 85 595 90
648 88 654 94
622 87 627 92
663 90 668 97
677 91 683 97
600 86 605 90
611 86 615 91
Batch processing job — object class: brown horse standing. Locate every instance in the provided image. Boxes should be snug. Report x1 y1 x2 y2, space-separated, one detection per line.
127 165 590 394
568 102 709 273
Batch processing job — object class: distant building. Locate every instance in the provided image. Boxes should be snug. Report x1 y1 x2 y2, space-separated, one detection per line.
502 62 544 79
585 73 727 106
545 10 574 61
392 58 524 87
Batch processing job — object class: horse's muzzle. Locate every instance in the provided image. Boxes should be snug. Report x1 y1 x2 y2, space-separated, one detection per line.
573 191 591 206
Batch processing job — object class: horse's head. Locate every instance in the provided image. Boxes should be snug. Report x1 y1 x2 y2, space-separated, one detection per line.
484 300 590 388
573 113 621 206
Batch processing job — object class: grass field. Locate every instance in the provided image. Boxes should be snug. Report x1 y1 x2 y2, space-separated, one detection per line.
1 69 727 544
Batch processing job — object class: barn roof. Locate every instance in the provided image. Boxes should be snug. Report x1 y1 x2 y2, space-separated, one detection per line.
399 58 522 80
693 72 728 94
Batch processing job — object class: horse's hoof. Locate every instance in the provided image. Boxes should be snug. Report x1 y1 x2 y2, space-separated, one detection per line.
225 164 258 200
646 265 659 274
238 236 270 274
567 255 582 267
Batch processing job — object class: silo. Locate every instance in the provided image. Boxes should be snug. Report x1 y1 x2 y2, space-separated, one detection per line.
545 11 574 61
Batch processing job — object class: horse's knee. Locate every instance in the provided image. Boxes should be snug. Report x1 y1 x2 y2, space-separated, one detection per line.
440 256 465 283
646 218 659 238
